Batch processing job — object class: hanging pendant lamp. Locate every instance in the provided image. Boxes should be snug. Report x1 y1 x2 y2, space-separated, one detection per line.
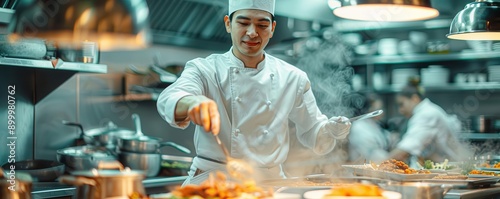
330 0 439 22
8 0 151 51
447 0 500 40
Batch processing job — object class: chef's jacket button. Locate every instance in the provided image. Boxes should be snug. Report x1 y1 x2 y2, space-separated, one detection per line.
270 74 274 78
233 68 239 73
263 130 269 134
266 101 271 105
235 129 240 136
235 97 241 102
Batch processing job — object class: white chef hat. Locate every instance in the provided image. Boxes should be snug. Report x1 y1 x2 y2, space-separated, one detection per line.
228 0 275 16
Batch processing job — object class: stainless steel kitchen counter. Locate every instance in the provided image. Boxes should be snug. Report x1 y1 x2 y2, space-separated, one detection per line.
444 184 500 199
276 185 500 199
31 176 187 199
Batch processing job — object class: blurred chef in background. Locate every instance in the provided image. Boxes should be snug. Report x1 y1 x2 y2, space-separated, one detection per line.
387 78 471 167
347 92 392 163
157 0 351 185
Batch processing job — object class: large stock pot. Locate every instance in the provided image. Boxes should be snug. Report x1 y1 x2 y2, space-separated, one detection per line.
59 162 146 199
0 168 33 199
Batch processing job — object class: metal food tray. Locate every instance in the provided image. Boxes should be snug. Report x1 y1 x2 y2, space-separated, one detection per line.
404 177 499 189
259 175 390 188
342 165 439 181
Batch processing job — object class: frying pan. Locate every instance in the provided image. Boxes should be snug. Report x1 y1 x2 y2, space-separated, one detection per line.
1 159 65 182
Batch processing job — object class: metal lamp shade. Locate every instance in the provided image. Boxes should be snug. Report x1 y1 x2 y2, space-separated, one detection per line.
331 0 439 21
447 0 500 40
8 0 151 51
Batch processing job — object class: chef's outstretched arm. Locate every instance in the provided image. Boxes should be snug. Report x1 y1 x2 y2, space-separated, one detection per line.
175 95 220 135
314 116 351 154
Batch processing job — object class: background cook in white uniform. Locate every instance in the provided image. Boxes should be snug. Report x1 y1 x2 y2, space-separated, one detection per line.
156 0 351 185
388 79 472 166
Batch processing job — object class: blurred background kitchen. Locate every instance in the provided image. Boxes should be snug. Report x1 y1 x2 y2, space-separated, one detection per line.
1 0 500 191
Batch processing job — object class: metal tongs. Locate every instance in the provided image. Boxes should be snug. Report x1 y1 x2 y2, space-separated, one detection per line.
349 110 384 122
213 134 253 180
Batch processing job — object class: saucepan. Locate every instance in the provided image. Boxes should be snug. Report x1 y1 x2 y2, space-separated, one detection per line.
59 162 146 199
117 114 191 154
63 120 136 148
56 145 118 173
1 159 65 182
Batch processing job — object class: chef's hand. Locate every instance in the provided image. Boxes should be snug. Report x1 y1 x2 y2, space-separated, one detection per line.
325 116 351 139
180 95 220 135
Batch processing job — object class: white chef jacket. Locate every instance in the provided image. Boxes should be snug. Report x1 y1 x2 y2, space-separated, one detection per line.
157 49 334 183
396 98 469 165
348 119 390 163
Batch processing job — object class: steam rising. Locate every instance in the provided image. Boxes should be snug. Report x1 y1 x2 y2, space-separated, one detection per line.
282 32 357 177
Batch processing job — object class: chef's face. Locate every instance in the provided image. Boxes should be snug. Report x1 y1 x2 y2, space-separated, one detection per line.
396 95 418 118
224 9 276 60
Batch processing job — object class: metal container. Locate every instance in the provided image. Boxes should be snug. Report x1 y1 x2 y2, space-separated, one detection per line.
470 115 499 133
118 151 160 177
63 120 136 149
56 145 118 172
59 162 146 199
117 114 191 154
381 182 452 199
0 168 32 199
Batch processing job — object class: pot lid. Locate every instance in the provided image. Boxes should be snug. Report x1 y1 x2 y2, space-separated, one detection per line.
56 145 114 158
85 121 136 136
71 167 145 178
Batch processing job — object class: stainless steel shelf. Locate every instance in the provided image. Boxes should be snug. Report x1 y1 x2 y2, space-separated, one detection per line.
365 82 500 93
459 133 500 140
352 51 500 65
0 57 107 73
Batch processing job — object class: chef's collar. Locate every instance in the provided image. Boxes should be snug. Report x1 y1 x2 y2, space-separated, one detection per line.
413 98 430 115
228 47 268 70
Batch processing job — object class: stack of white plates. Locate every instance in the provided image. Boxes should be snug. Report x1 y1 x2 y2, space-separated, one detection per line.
466 40 492 52
421 65 449 86
488 65 500 82
392 68 418 87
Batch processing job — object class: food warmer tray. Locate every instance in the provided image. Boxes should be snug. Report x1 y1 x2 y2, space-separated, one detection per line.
405 177 499 189
342 165 439 181
258 175 390 188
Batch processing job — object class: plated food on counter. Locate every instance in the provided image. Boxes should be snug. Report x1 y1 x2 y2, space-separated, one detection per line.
165 172 273 199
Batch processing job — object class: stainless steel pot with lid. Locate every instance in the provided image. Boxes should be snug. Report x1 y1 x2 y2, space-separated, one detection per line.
63 120 136 148
117 114 191 154
0 167 33 199
57 145 118 172
59 162 146 199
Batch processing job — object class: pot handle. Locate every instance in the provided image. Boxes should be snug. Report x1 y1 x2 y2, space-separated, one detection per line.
97 161 125 171
59 175 96 186
159 141 191 154
441 184 454 196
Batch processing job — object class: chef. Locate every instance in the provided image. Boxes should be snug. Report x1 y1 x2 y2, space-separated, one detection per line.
387 78 472 167
156 0 351 185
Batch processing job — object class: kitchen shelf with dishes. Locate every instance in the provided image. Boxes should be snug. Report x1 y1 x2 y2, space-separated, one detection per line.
458 133 500 141
352 51 500 66
0 57 107 73
362 82 500 94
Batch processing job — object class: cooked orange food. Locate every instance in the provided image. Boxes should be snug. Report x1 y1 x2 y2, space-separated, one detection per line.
494 162 500 168
378 159 430 174
169 172 273 199
469 170 500 176
325 183 383 197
